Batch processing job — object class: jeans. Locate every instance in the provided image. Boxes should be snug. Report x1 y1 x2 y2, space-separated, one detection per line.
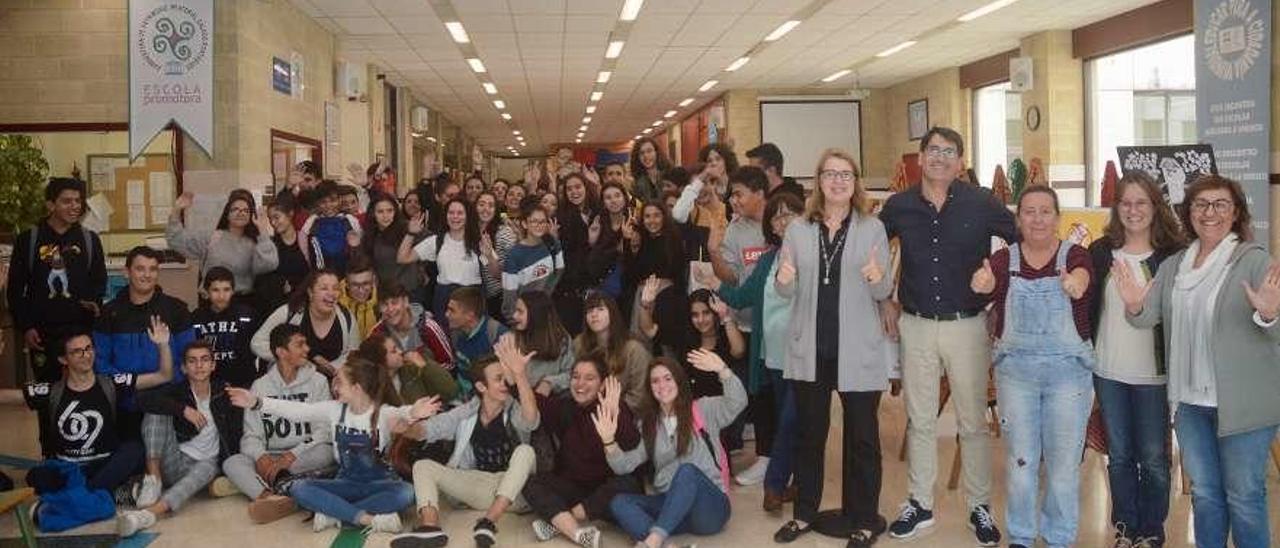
222 443 335 499
80 440 144 492
609 464 730 542
290 478 415 526
1174 403 1277 548
763 370 796 493
997 362 1092 548
1094 376 1170 541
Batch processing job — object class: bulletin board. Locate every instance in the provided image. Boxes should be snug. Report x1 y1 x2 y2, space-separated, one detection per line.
85 154 177 232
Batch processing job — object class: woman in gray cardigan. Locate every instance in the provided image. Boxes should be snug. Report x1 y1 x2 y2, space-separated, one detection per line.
167 189 279 300
1115 175 1280 548
771 149 894 548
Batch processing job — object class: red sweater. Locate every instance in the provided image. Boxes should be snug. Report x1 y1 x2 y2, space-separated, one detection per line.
989 242 1094 340
535 394 639 483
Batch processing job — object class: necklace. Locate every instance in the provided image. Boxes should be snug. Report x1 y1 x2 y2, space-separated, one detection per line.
819 221 849 285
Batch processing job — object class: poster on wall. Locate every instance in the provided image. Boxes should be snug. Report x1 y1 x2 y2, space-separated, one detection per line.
1195 0 1271 245
272 57 292 94
1116 144 1218 204
129 0 214 160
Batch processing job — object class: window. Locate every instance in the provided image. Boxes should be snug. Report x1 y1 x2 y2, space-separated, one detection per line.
972 82 1023 187
1086 34 1195 203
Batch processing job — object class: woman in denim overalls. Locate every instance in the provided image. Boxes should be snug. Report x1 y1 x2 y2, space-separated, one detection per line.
973 187 1096 548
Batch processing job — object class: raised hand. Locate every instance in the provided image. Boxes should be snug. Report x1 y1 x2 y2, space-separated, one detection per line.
686 348 728 373
971 258 995 295
174 191 194 211
1060 268 1088 300
708 293 732 319
481 233 498 261
407 212 426 235
1243 260 1280 321
254 206 275 236
692 262 720 290
410 395 442 421
225 387 258 409
861 244 884 284
1112 258 1153 314
547 217 560 239
640 275 661 307
587 216 602 246
590 399 618 444
599 376 622 414
776 247 796 286
495 334 535 380
583 166 601 186
182 406 208 430
621 214 639 246
146 315 171 346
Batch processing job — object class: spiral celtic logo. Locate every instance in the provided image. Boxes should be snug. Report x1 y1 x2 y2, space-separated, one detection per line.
137 4 209 76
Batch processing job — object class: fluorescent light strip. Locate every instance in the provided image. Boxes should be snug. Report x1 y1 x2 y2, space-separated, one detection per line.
663 110 676 118
725 57 749 72
590 91 603 101
698 80 718 92
445 22 470 43
822 69 852 82
620 0 643 21
596 71 612 83
876 40 917 58
493 100 505 109
651 120 662 127
585 105 597 114
467 58 486 73
512 130 521 135
642 128 652 134
582 116 592 123
958 0 1021 22
764 20 800 42
678 98 693 107
501 113 511 120
579 125 588 131
482 82 497 94
605 40 625 59
575 139 582 143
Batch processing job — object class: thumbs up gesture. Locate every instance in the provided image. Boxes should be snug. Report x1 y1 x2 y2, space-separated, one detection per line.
971 258 995 294
776 246 796 286
861 244 884 285
1060 268 1088 300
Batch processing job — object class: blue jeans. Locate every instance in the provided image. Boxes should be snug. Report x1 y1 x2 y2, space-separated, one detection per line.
609 464 730 542
1094 376 1170 541
1174 403 1277 548
291 478 415 525
764 370 796 493
997 361 1092 548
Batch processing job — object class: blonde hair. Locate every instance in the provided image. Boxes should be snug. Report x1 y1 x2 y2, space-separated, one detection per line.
806 148 868 222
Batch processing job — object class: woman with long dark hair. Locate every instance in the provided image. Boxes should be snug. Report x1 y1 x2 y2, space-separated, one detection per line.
476 190 518 319
621 201 686 329
351 195 422 297
629 137 671 203
251 270 359 380
638 285 745 399
256 195 311 312
398 198 498 322
583 182 633 301
505 290 575 396
553 173 601 335
574 291 651 409
167 189 278 302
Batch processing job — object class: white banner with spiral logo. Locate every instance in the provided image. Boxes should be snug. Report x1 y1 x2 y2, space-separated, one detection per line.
129 0 214 160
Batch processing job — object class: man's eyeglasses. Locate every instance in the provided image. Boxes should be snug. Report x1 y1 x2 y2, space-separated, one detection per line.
924 146 958 159
67 345 94 358
1190 199 1233 214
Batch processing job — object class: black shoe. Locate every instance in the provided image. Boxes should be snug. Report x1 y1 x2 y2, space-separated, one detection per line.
968 504 1001 547
846 528 878 548
390 525 449 548
473 518 497 548
888 499 934 539
773 520 811 543
1009 545 1029 548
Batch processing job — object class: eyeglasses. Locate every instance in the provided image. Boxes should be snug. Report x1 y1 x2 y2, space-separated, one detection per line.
924 146 959 159
228 207 251 215
67 345 94 358
1190 199 1234 214
819 170 857 182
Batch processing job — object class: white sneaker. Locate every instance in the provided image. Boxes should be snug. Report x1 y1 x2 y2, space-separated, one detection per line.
531 519 557 542
134 475 162 508
367 512 403 534
735 456 769 486
573 526 601 548
116 510 156 537
312 512 340 533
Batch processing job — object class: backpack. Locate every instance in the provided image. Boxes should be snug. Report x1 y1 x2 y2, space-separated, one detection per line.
25 224 95 294
309 216 353 272
691 401 731 496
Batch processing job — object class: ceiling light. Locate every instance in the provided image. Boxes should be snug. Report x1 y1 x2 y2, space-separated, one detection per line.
764 20 800 42
512 130 521 135
445 21 470 43
482 82 497 94
590 91 603 101
642 128 652 134
585 105 597 114
575 138 582 143
725 57 750 71
822 69 852 82
958 0 1021 22
876 40 917 58
663 110 676 118
605 40 625 58
493 100 506 109
501 113 511 120
467 58 486 73
698 80 718 92
678 98 693 107
596 71 612 83
582 116 592 123
620 0 643 21
651 120 663 127
579 125 588 131
634 135 642 140
426 136 437 142
577 132 585 138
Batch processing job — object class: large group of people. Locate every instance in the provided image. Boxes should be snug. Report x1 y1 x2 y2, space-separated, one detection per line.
0 127 1277 548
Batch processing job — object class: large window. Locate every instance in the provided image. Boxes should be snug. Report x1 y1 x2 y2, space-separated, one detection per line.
972 82 1023 187
1086 34 1195 203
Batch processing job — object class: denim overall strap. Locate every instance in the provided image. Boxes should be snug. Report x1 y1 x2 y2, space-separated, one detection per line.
996 242 1095 374
334 404 393 482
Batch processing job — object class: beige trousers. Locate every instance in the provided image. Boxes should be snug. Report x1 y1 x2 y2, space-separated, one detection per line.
411 444 535 513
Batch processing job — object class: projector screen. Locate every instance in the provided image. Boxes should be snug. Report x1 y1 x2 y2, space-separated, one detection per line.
759 99 862 179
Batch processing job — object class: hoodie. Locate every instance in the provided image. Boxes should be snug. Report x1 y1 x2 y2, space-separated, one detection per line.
239 364 332 460
338 280 379 340
192 302 261 389
93 286 196 382
7 220 106 331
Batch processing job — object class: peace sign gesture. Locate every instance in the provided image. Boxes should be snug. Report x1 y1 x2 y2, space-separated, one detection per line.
1243 260 1280 322
860 244 884 284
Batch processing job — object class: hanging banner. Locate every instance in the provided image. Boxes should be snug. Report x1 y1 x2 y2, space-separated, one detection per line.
1195 0 1271 245
129 0 214 160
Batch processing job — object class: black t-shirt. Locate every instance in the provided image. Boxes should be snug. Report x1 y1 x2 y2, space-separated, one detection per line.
301 311 345 364
469 413 517 473
24 374 136 462
816 218 850 363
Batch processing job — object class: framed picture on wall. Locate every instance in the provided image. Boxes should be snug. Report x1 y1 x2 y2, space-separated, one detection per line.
907 99 929 141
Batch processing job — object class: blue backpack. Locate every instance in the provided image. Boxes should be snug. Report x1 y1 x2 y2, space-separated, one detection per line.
309 216 353 273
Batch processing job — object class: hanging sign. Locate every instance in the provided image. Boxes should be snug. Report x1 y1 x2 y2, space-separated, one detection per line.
129 0 214 160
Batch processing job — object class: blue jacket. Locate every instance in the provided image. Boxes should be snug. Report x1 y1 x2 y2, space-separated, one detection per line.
94 286 195 382
35 459 114 532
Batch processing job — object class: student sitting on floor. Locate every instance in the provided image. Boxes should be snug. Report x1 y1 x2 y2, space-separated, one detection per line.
118 339 244 537
391 337 541 548
221 324 335 524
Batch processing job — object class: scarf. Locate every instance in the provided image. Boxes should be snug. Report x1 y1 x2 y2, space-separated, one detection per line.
1169 234 1238 406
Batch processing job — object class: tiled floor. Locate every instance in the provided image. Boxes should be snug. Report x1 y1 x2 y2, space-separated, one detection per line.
1 394 1277 547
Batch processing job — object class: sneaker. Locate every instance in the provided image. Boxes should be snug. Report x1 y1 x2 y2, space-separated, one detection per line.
846 529 877 548
208 476 239 498
312 512 340 533
390 525 449 548
116 510 156 537
887 499 934 539
248 493 297 524
113 479 139 508
968 504 1001 547
134 475 162 508
773 520 811 543
1114 537 1135 548
734 456 769 486
573 526 601 548
1133 537 1164 548
473 518 497 548
531 519 557 542
368 513 403 534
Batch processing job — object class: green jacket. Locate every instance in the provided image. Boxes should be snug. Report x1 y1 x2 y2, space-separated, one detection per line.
716 248 777 394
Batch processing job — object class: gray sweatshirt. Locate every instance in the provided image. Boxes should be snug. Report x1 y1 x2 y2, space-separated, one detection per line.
166 218 279 293
528 339 575 394
606 372 747 493
239 364 332 460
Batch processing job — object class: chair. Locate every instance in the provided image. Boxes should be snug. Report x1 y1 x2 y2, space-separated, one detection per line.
0 487 37 548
